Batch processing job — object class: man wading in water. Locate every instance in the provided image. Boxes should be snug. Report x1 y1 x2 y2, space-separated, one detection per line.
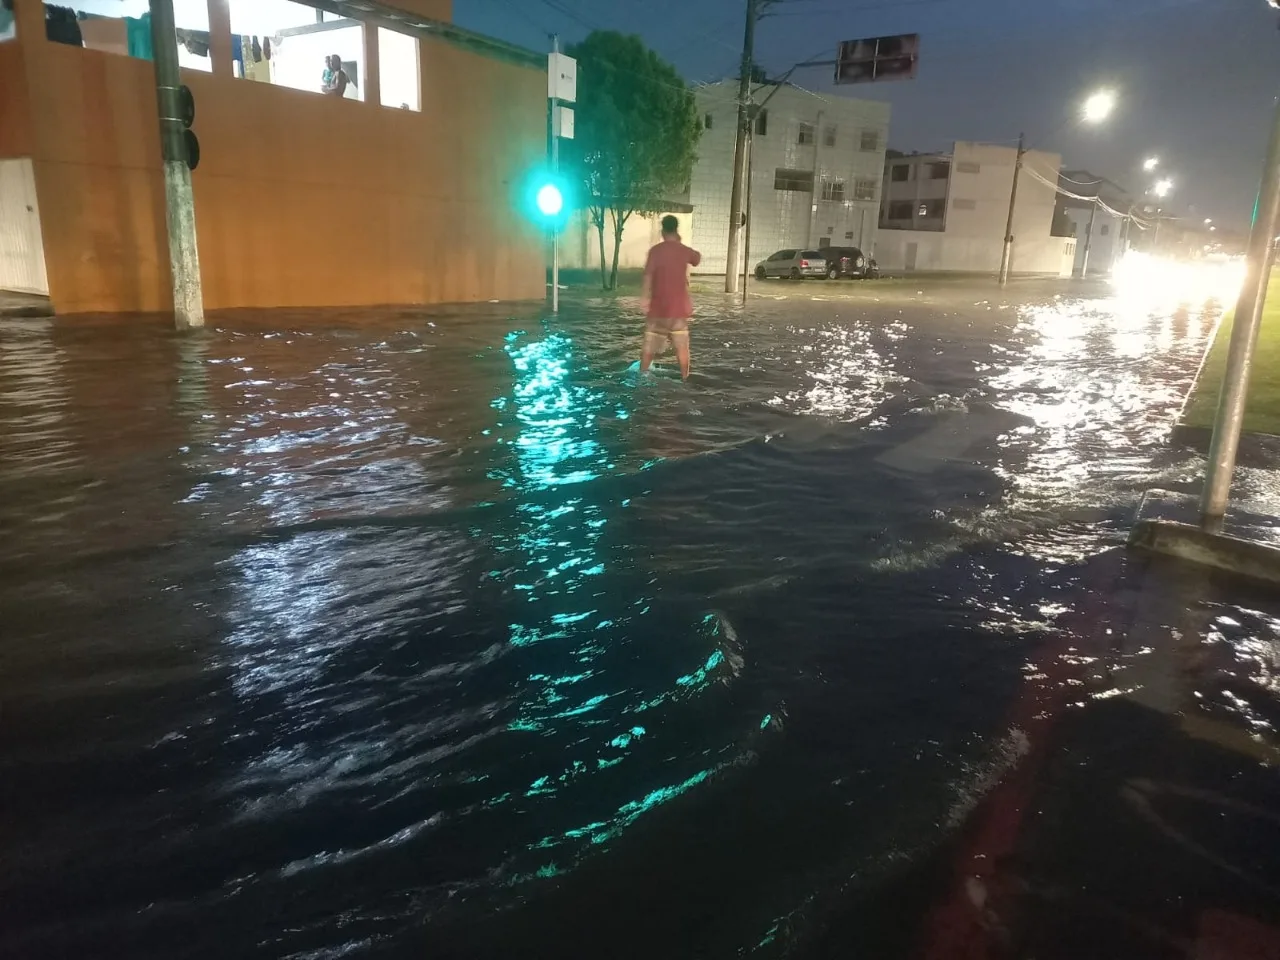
639 215 701 380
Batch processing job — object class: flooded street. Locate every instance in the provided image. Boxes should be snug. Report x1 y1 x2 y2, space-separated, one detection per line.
2 276 1278 958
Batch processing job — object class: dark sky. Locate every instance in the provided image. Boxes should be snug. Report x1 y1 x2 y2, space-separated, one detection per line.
455 0 1279 232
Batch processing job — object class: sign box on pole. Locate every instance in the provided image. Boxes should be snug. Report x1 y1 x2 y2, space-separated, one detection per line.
548 52 577 103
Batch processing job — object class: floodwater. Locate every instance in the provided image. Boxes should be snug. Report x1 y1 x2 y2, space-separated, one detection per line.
2 275 1278 959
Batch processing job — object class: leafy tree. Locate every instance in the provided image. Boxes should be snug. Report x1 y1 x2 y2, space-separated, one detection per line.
565 32 701 290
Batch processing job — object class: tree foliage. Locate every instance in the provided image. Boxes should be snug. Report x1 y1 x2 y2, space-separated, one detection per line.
564 31 701 290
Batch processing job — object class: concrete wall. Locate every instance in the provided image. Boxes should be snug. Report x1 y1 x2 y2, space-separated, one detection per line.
561 210 697 273
877 230 1075 276
2 0 541 314
689 81 890 274
1063 205 1126 275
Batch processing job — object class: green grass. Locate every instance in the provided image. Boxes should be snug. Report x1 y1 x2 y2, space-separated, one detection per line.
1183 269 1280 436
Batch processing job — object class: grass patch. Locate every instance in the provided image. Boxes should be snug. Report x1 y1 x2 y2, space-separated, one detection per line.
1182 269 1280 436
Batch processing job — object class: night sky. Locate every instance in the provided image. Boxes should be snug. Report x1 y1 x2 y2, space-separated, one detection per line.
455 0 1280 232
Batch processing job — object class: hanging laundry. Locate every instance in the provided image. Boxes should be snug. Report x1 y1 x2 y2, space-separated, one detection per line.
44 5 83 47
251 36 262 62
231 33 244 77
263 37 271 60
125 13 152 61
177 29 210 58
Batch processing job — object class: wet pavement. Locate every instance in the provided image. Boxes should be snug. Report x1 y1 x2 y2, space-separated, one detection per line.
1 272 1277 959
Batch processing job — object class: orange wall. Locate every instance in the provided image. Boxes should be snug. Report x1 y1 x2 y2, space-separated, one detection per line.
0 42 33 158
15 10 544 314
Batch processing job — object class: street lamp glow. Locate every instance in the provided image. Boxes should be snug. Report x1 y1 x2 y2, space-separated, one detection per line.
536 184 564 217
1204 218 1213 225
1082 89 1117 123
1143 157 1160 172
1152 178 1174 198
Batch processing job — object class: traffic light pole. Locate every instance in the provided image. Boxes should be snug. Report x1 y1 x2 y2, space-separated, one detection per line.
150 0 204 329
1199 94 1280 530
724 0 758 294
550 34 561 314
998 132 1025 286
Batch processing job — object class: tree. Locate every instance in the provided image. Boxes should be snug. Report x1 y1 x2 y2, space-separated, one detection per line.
564 32 701 290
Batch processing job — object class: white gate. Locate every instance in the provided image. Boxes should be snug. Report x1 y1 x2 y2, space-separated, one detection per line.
0 159 49 296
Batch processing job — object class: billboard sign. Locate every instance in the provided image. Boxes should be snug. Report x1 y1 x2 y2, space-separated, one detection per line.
835 34 920 85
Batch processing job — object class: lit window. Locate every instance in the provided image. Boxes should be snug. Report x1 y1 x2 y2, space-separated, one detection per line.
379 27 420 111
40 0 211 71
229 0 365 100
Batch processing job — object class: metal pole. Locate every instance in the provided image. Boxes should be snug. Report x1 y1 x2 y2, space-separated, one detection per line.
807 109 823 248
550 34 560 314
1079 199 1098 278
998 132 1025 286
742 116 755 302
150 0 203 329
1199 95 1280 529
724 0 758 293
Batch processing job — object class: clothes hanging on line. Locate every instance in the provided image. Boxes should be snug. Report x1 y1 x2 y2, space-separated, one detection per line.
231 33 245 77
176 29 210 58
124 13 152 61
45 4 82 47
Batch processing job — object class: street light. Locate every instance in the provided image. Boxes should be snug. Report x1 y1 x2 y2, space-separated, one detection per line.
1143 156 1160 172
1082 89 1117 123
1204 218 1214 225
1151 178 1174 198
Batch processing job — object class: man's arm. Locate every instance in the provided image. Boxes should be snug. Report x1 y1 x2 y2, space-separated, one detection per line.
688 247 702 268
640 248 654 310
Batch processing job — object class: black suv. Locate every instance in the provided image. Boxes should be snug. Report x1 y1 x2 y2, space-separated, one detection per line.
821 246 880 280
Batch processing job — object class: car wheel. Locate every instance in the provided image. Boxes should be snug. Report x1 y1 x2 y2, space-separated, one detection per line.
755 266 766 280
827 265 840 280
790 267 801 280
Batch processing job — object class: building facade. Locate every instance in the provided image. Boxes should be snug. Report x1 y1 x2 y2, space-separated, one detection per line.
0 0 547 314
688 81 890 275
1053 170 1132 276
877 141 1075 276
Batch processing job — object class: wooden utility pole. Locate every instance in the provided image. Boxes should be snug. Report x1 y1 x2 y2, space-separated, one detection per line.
998 133 1025 286
724 0 758 294
150 0 204 329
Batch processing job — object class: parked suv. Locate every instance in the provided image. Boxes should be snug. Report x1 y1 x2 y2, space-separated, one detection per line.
754 249 828 280
820 246 880 280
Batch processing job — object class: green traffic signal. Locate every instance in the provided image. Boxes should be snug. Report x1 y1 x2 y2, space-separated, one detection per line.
536 184 564 218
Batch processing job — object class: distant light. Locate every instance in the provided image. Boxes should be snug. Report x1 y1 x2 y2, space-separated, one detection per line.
536 184 564 217
1143 157 1160 172
1152 178 1174 198
1210 226 1217 232
1082 89 1117 123
1204 218 1213 225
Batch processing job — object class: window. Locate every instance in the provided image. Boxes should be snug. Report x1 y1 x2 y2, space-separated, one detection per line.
1101 224 1110 236
929 162 951 180
774 168 815 191
891 164 910 182
704 113 713 129
819 237 832 248
919 200 943 218
821 179 846 202
952 198 977 210
229 0 365 100
379 27 420 110
824 125 837 147
845 231 855 240
798 123 815 146
42 0 211 71
957 161 981 174
888 201 914 220
860 130 880 152
854 178 878 201
755 109 769 136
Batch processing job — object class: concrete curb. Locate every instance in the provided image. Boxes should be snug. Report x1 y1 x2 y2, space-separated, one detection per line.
1170 423 1280 469
1130 518 1280 585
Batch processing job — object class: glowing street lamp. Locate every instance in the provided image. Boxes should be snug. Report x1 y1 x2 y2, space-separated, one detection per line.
1082 89 1117 124
1151 178 1174 198
1143 156 1160 172
1204 218 1213 225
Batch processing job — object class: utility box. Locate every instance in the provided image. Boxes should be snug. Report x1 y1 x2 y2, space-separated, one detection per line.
548 52 577 103
553 104 574 140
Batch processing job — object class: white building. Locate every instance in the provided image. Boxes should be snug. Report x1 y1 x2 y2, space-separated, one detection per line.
877 142 1076 276
1054 171 1132 276
689 81 891 274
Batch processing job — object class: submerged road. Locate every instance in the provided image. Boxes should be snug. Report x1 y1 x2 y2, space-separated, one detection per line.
1 269 1277 958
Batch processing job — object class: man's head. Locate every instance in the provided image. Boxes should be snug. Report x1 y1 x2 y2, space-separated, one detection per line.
330 54 342 72
661 215 679 237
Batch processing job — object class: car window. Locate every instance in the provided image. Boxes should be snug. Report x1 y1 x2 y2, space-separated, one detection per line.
778 250 797 259
801 250 823 259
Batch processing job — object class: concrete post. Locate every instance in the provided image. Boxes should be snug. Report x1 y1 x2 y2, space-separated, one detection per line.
362 23 381 106
741 116 755 302
1199 95 1280 529
724 0 757 294
998 133 1025 286
206 0 232 77
1079 200 1098 278
150 0 204 329
12 0 46 45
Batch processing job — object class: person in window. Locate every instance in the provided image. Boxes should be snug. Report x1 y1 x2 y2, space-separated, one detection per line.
321 55 348 97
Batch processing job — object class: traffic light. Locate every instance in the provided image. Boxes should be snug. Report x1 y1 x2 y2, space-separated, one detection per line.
178 83 199 171
522 169 571 231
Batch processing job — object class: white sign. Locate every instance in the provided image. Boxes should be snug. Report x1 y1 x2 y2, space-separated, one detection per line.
548 52 577 104
554 104 575 140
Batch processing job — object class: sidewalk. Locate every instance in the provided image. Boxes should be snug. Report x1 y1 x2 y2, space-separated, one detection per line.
0 290 52 318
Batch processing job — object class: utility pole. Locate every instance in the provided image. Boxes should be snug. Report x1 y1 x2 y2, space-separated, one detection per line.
1199 94 1280 530
1079 198 1098 278
551 33 561 314
724 0 759 294
150 0 203 329
741 105 757 301
998 132 1025 286
806 109 824 247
